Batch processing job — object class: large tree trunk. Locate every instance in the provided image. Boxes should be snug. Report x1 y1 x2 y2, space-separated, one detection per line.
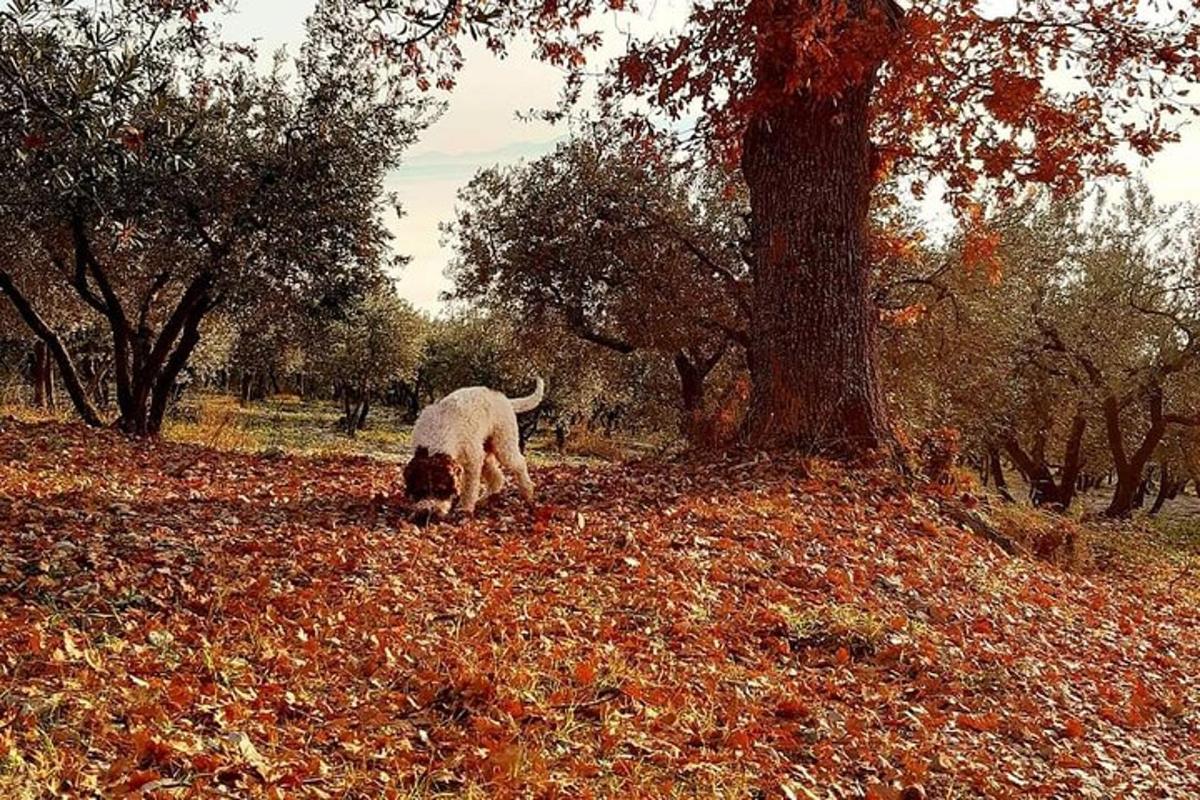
740 81 889 455
1108 470 1143 519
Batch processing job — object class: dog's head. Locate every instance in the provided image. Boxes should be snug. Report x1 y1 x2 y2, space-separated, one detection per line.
403 446 462 522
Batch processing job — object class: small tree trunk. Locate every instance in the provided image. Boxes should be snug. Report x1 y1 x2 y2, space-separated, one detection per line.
32 340 55 410
1004 438 1058 507
987 446 1015 502
1104 391 1166 519
0 269 102 427
988 447 1007 491
674 351 708 441
1003 413 1085 512
146 309 205 435
117 382 153 436
356 389 371 431
408 385 421 422
517 405 543 452
1133 477 1150 510
1054 414 1087 512
342 387 353 432
1149 466 1173 516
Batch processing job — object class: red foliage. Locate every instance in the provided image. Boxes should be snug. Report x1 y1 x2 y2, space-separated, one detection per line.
395 0 1199 209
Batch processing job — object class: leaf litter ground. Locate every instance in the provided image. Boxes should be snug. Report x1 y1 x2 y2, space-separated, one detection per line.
1 421 1197 798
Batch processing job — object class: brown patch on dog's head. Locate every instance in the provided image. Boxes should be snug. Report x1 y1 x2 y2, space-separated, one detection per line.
404 447 462 520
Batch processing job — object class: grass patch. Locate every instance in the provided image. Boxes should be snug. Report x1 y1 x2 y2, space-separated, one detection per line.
1154 516 1200 555
8 393 650 465
166 394 412 459
1083 516 1200 602
167 394 649 465
983 502 1087 568
774 602 902 660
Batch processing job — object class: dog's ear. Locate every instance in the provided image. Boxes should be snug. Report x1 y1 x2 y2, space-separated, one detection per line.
404 451 429 497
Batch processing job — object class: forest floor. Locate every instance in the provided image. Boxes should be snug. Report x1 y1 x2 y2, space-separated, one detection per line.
1 417 1199 799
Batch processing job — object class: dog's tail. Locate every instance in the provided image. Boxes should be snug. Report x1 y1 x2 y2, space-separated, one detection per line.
509 377 545 414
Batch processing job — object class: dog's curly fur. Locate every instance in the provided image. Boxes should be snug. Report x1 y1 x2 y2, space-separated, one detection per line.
404 378 544 518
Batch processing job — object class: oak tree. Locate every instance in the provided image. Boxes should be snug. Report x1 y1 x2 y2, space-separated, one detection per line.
356 0 1200 455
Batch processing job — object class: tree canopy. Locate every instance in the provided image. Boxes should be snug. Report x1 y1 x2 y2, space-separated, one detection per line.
444 125 745 438
337 0 1200 453
0 0 425 434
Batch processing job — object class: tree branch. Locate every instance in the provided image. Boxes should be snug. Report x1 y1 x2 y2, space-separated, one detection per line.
0 268 103 427
563 305 636 354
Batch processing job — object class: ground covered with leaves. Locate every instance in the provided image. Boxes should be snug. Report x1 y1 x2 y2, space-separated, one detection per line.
1 421 1198 799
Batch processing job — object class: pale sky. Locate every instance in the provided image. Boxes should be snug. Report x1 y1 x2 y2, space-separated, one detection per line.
226 2 1200 313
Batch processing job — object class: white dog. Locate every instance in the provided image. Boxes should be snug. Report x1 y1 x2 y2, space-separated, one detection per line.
404 378 544 520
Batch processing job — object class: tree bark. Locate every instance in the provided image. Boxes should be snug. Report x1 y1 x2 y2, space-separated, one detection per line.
1005 438 1060 508
1148 466 1176 516
117 274 213 435
356 389 371 431
0 269 103 427
740 79 889 455
518 405 543 451
72 214 137 420
32 340 56 410
987 445 1015 502
1004 412 1086 511
988 447 1006 490
673 344 727 442
1056 413 1087 511
146 301 207 435
1108 470 1142 519
341 382 369 436
1104 391 1166 519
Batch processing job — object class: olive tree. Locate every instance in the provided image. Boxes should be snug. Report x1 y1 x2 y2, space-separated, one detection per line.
444 126 747 441
0 0 426 435
313 287 427 434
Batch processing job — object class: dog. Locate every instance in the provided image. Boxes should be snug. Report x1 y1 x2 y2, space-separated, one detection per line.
404 378 544 521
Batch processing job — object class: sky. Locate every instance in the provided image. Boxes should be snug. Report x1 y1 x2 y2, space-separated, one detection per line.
226 2 1200 313
226 2 691 311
